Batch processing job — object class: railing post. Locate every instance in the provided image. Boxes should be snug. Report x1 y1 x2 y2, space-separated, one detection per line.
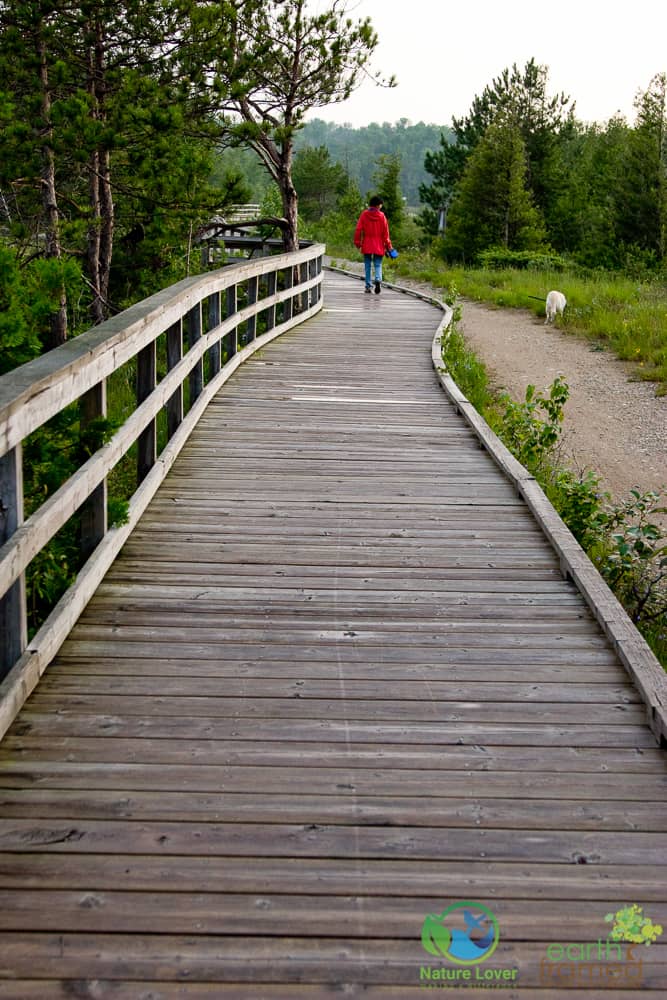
226 284 238 357
187 302 203 405
165 319 183 440
246 275 258 344
137 342 157 483
0 446 27 680
208 292 221 377
79 381 108 558
266 269 277 331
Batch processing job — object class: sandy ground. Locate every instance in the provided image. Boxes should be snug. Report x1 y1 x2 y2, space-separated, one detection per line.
458 297 667 504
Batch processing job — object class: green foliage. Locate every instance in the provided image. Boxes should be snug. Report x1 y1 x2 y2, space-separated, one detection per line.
200 0 389 249
548 469 605 549
443 114 547 261
493 376 569 471
292 145 347 221
420 59 573 238
441 327 491 414
371 153 405 234
476 247 569 271
593 490 667 627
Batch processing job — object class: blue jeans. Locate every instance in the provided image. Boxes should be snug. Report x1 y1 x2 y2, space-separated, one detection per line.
364 254 383 287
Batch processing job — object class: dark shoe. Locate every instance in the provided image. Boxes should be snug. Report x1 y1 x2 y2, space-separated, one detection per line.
365 285 372 293
374 280 381 294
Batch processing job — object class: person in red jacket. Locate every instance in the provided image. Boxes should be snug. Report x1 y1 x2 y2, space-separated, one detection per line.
354 196 393 294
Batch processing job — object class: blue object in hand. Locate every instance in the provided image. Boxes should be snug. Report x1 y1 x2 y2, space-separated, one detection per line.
386 248 398 258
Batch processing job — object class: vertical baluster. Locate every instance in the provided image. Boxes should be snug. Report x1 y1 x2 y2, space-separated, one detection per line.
187 302 203 405
208 292 221 377
0 447 27 680
137 342 157 483
266 269 277 331
165 319 183 440
247 275 258 343
226 283 238 357
79 381 108 557
300 261 309 312
283 268 293 322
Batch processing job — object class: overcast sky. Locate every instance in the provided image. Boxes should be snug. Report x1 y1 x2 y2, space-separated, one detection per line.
310 0 665 128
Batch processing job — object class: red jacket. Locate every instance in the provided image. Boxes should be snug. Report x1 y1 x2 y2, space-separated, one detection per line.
354 207 392 256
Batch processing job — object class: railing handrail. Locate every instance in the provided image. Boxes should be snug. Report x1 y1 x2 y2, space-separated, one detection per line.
0 244 321 455
0 243 324 737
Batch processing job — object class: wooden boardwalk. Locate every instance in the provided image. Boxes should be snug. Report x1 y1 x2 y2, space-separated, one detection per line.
0 269 665 996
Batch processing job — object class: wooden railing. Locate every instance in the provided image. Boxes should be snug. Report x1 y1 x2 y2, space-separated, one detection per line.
0 243 324 735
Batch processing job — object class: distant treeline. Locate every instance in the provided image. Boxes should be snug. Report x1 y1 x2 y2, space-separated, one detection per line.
215 119 451 208
296 119 453 206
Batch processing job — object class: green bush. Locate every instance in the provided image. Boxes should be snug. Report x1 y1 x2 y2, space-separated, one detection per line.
476 247 571 271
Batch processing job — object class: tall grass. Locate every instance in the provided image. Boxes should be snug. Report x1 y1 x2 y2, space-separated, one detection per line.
385 251 667 392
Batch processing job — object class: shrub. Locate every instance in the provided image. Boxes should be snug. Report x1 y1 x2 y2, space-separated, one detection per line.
476 247 570 271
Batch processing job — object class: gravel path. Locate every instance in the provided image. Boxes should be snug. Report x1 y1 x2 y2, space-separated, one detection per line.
331 262 665 505
459 298 666 504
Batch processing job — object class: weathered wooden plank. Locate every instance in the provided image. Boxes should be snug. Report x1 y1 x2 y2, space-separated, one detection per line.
36 674 640 704
0 936 665 987
2 788 666 831
0 987 658 999
0 817 666 864
0 890 665 937
1 762 663 799
0 852 662 899
10 712 655 747
2 737 662 771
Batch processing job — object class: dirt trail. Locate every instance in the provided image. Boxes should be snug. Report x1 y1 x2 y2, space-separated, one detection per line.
457 297 666 504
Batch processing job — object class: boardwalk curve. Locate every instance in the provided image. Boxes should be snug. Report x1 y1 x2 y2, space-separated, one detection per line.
0 270 665 996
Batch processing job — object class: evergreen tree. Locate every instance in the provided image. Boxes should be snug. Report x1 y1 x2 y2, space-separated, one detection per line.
372 153 405 235
189 0 389 251
443 114 546 262
420 59 573 233
616 73 667 262
292 145 348 221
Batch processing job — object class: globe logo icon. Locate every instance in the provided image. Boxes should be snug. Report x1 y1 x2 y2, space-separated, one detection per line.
421 901 500 965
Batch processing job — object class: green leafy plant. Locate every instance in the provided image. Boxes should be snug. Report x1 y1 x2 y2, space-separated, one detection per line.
594 490 667 626
494 375 569 472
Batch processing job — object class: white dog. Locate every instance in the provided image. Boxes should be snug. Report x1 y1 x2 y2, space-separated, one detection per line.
545 290 566 324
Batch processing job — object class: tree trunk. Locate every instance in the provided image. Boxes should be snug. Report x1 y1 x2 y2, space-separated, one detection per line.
86 18 114 324
278 140 299 252
36 32 67 348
